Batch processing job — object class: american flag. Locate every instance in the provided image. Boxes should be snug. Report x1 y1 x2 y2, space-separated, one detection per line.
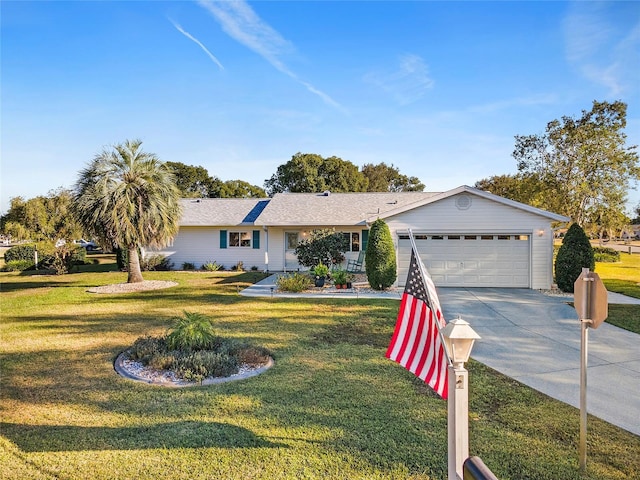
386 248 449 399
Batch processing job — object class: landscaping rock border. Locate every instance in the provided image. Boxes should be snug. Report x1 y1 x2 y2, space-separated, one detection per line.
88 280 178 294
114 351 274 387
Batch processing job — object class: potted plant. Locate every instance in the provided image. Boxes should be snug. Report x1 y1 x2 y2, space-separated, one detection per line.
312 262 330 287
345 272 355 289
332 268 348 289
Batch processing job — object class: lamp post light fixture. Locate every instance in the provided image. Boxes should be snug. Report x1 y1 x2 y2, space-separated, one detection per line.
441 317 481 480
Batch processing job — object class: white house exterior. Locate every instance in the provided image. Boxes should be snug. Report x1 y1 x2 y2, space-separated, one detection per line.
149 186 568 290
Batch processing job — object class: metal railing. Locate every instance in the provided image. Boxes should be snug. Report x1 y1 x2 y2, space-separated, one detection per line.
463 456 498 480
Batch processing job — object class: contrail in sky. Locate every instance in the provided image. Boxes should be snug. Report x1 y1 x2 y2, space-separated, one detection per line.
169 18 224 70
197 0 343 111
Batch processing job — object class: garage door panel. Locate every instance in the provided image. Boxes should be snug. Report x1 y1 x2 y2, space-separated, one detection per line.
398 234 529 288
430 260 446 270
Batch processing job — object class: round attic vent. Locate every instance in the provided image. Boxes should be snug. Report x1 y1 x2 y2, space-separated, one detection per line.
455 195 472 210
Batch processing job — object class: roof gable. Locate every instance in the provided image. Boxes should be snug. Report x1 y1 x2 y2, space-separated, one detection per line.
375 185 569 222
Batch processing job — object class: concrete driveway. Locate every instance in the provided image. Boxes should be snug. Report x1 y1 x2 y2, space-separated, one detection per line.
438 288 640 437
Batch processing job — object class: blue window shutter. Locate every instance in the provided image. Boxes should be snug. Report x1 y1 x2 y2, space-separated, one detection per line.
362 230 369 251
253 230 260 249
220 230 227 249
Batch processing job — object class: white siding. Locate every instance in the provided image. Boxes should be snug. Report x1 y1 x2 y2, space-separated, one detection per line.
386 193 556 289
148 227 267 271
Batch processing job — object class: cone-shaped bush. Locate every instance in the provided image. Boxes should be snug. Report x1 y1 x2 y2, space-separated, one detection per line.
555 223 595 293
365 219 397 290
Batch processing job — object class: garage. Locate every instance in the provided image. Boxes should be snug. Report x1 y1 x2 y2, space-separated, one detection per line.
397 234 531 287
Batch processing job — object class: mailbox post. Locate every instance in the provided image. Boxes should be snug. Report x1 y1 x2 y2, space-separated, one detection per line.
573 268 608 471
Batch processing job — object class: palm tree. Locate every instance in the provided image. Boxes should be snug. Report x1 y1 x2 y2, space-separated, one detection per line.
73 139 182 283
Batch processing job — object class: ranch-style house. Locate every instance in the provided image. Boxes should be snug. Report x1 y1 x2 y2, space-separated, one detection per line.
148 185 569 289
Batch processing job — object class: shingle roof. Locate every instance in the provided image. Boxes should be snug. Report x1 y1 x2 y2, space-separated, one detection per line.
177 187 569 227
257 191 439 226
179 198 271 226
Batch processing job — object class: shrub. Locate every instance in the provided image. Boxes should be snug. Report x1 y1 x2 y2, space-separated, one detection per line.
276 272 313 292
129 336 168 364
294 229 349 267
182 262 196 271
365 219 397 290
141 254 173 271
115 247 127 270
201 260 222 271
116 246 148 272
555 223 595 293
126 332 272 383
46 244 87 275
166 311 218 351
172 351 239 382
593 246 620 263
234 344 272 367
2 260 34 271
4 244 36 263
232 261 244 271
250 265 258 271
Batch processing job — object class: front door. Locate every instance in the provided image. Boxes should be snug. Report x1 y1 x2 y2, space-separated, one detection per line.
284 232 300 271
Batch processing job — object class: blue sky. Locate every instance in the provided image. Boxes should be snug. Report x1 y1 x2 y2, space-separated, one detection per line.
2 1 639 215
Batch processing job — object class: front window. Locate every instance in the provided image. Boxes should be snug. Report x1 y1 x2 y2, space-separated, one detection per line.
229 231 251 248
341 232 360 252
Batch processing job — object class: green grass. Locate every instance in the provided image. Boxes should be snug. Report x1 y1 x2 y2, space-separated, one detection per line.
596 252 640 299
594 253 640 334
1 264 639 479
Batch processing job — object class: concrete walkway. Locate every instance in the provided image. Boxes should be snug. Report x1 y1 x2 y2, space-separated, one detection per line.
241 276 640 437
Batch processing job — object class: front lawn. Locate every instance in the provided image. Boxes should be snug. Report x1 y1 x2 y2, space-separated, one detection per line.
594 252 640 334
1 269 638 480
596 252 640 299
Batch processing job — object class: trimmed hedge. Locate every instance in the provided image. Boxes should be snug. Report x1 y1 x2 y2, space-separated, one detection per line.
4 244 37 263
2 260 34 272
593 246 620 263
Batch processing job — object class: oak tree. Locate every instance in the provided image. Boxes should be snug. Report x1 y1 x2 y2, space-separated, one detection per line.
513 100 639 226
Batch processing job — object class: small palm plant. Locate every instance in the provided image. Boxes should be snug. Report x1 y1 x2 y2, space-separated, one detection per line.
166 311 218 351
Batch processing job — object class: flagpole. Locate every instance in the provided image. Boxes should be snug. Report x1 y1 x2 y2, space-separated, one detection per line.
408 229 452 367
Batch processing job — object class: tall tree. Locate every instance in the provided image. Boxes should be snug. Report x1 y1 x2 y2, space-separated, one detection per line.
318 156 368 193
513 100 639 226
217 180 266 198
362 162 425 192
474 173 547 208
73 139 181 283
265 153 367 196
632 202 640 224
166 161 222 198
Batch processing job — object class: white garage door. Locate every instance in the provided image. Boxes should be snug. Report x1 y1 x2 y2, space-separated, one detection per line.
397 234 530 287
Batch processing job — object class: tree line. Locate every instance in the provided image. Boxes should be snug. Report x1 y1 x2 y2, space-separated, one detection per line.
167 155 425 199
2 100 639 248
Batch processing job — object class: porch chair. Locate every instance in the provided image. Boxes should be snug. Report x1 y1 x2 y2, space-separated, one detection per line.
346 250 365 273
